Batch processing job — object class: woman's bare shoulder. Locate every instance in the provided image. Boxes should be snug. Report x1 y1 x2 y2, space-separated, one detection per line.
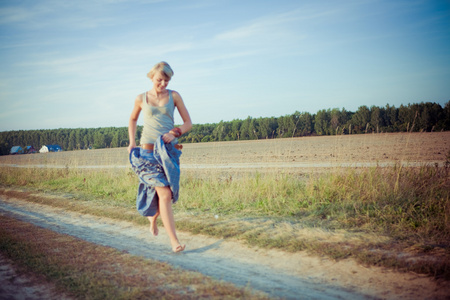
171 90 183 102
135 92 145 103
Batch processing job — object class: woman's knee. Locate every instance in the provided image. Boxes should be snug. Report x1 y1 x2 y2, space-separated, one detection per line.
155 186 173 201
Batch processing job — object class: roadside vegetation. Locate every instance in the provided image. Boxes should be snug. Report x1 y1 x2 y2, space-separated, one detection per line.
0 215 268 300
1 155 449 281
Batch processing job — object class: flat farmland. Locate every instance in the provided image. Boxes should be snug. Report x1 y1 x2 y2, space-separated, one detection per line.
1 132 449 171
1 131 450 299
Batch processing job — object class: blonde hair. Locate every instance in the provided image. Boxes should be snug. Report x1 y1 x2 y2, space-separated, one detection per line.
147 61 174 79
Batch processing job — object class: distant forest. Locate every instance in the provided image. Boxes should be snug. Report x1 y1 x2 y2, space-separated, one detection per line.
1 101 449 156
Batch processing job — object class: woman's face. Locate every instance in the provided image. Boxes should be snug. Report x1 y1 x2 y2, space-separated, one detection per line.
152 72 170 92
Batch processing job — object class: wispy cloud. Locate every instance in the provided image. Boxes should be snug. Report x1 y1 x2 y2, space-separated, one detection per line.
0 0 147 29
0 4 50 25
15 41 193 76
214 6 340 42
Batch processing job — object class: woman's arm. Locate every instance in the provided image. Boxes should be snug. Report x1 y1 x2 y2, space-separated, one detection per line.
163 91 192 143
128 95 142 153
172 91 192 134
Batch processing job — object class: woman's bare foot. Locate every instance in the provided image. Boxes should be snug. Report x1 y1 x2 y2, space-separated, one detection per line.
149 221 159 236
147 214 159 236
172 244 186 253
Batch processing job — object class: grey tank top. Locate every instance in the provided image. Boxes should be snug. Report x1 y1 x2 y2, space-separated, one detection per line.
140 90 176 144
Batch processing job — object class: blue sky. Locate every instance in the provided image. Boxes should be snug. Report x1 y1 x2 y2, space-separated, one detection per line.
1 0 449 131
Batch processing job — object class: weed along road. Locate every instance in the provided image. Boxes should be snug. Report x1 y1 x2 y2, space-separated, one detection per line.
1 194 448 300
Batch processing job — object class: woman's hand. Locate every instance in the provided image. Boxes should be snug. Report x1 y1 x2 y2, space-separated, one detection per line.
162 132 176 143
127 142 136 154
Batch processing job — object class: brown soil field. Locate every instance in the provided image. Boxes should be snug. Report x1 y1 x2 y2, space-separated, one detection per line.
1 132 449 171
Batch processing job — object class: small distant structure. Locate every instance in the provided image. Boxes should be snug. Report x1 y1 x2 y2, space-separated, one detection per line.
10 146 24 155
39 144 62 153
25 146 37 154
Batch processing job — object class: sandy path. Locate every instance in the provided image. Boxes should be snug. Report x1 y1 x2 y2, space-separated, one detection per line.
1 196 448 300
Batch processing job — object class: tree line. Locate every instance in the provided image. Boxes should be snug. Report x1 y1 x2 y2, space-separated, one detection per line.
0 127 131 155
1 101 449 156
178 101 449 143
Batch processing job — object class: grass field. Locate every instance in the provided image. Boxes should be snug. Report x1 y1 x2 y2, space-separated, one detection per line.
1 131 449 282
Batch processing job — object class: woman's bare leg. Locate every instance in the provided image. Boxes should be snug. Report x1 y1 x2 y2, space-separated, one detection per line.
147 211 160 236
155 186 185 252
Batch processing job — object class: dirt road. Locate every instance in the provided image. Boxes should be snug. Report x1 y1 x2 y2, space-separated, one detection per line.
1 195 448 300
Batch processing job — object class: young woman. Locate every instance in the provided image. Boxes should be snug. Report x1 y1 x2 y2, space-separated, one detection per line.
128 62 192 253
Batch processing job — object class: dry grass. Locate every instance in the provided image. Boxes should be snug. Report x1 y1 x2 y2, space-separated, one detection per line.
0 215 269 300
